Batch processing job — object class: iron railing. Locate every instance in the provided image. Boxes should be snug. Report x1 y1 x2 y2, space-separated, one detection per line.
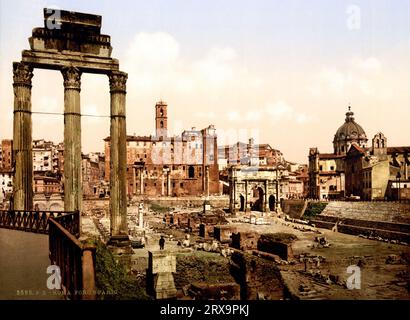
49 213 96 300
0 210 78 234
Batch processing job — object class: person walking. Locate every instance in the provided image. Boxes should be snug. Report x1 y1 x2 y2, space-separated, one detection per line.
159 235 165 250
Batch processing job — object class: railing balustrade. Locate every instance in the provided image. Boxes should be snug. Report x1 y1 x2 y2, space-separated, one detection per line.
49 213 96 300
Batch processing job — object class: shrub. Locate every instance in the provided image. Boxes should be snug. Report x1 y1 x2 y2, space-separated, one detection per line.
91 239 151 300
303 202 328 219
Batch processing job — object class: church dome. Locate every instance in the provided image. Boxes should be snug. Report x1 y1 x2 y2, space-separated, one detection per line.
333 107 367 154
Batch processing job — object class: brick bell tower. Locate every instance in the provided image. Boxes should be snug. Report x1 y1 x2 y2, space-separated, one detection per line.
155 100 168 138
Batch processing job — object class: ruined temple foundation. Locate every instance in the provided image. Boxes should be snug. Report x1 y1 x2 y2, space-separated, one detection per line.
12 8 131 248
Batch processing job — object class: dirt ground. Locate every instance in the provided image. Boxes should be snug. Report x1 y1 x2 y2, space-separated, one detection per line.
84 208 410 300
227 214 410 300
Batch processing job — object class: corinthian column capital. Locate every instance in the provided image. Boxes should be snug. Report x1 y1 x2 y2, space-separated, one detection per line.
109 71 128 93
62 66 82 90
13 62 33 87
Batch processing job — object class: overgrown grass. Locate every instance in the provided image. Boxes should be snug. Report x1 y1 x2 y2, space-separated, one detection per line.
174 251 234 288
91 239 151 300
303 202 328 219
259 233 298 244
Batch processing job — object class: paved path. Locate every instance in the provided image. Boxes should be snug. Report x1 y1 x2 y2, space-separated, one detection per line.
0 228 62 300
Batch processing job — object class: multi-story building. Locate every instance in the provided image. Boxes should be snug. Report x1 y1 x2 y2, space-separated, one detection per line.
345 133 410 200
309 106 410 200
0 139 13 170
218 138 284 169
33 176 62 194
308 107 366 199
0 170 13 201
82 153 106 197
104 101 219 197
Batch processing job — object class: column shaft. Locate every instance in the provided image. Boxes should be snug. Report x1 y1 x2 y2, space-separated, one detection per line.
62 67 82 215
109 71 129 243
12 62 34 211
244 180 248 212
205 166 210 198
140 168 144 195
132 167 136 195
166 171 171 196
264 180 269 212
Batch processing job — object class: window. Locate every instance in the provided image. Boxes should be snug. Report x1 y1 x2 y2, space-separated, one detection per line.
180 183 183 188
188 166 195 178
330 166 334 171
319 165 323 171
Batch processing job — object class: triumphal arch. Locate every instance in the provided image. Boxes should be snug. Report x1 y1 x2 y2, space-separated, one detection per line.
12 8 129 246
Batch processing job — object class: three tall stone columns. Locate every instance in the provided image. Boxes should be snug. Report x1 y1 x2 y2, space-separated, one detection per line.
62 67 82 215
108 71 130 246
12 62 34 211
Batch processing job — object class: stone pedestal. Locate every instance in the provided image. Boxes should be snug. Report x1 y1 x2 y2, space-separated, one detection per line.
138 205 144 229
147 251 177 299
203 199 211 213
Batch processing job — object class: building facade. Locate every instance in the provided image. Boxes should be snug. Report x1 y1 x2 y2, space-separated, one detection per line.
0 140 13 170
104 101 220 197
345 133 410 200
218 138 285 169
228 165 286 214
309 106 410 200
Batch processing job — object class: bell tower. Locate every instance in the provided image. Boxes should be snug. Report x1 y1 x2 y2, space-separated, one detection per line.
372 132 387 157
155 100 168 138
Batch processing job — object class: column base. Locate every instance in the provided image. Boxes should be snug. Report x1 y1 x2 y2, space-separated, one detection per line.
107 235 132 249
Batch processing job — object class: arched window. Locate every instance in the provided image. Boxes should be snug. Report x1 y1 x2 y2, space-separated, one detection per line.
188 166 195 178
160 121 164 128
160 108 164 116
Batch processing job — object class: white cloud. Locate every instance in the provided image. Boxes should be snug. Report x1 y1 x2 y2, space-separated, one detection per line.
195 111 216 119
265 100 314 124
309 57 385 97
227 111 240 122
265 100 293 118
352 57 382 74
125 32 180 70
193 47 237 89
244 110 262 122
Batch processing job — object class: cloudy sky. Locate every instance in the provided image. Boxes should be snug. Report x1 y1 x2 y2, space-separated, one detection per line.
0 0 409 163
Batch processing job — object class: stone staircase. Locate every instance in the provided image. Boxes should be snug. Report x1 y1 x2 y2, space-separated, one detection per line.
309 202 410 242
318 201 410 224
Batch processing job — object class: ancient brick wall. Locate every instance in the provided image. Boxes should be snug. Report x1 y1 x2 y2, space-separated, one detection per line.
231 232 259 251
230 250 284 300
